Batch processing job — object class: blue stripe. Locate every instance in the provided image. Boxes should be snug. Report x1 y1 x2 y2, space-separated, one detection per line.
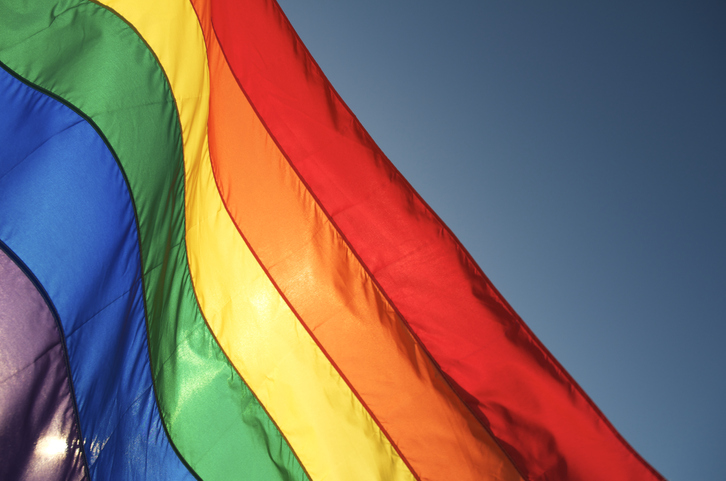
0 65 194 480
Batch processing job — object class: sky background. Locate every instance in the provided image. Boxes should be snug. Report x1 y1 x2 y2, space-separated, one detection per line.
275 1 725 479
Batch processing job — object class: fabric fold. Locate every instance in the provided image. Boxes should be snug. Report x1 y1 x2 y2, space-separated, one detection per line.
101 0 415 478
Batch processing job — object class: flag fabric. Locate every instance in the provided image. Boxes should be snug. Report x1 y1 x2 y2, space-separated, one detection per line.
0 0 665 480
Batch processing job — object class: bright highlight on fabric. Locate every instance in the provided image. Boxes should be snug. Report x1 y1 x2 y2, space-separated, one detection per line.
37 437 68 457
0 0 665 480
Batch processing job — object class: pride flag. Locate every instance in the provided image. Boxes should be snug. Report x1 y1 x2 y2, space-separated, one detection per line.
0 0 664 480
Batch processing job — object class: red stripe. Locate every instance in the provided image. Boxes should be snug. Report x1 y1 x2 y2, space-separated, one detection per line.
209 1 665 479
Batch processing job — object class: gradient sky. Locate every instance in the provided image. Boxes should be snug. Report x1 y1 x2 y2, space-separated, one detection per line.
275 1 726 479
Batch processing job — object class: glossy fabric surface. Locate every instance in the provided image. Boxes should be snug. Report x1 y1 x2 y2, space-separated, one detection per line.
0 245 86 481
0 65 192 479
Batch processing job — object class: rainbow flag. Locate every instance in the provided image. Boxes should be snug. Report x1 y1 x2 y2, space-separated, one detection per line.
0 0 664 480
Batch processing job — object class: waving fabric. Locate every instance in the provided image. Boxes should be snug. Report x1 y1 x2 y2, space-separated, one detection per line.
0 1 664 480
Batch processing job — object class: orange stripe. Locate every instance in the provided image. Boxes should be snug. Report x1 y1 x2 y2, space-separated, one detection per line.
195 4 523 480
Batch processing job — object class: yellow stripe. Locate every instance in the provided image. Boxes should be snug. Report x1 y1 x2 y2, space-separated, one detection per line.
97 0 415 479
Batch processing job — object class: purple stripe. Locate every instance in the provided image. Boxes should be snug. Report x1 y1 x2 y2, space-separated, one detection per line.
0 248 87 481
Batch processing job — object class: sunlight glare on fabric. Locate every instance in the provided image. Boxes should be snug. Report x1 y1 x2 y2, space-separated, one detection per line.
36 436 67 457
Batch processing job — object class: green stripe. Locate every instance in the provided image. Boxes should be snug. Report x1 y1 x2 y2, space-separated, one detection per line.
0 1 308 479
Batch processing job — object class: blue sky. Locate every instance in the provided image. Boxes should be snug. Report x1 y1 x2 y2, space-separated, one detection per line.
275 1 726 479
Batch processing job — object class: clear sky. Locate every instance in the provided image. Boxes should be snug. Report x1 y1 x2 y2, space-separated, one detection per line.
275 1 726 479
